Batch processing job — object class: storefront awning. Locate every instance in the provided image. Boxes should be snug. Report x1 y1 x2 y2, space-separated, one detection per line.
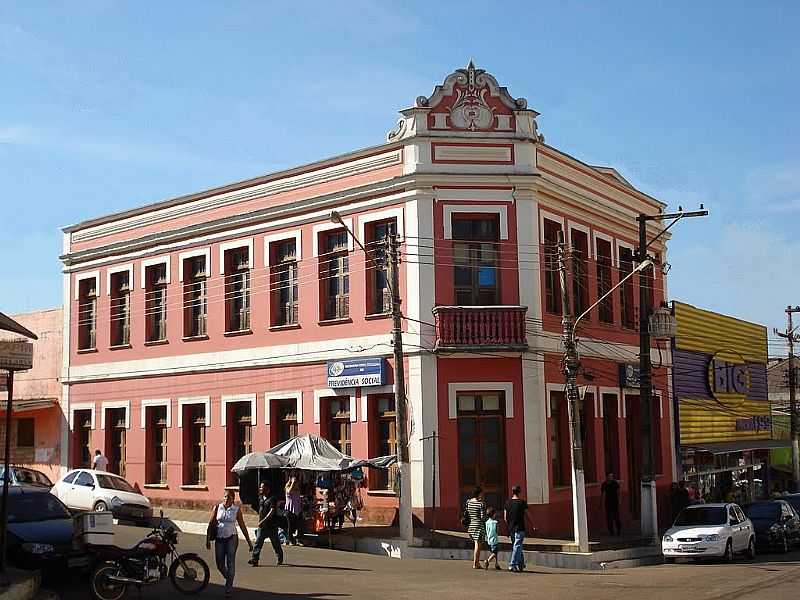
0 398 57 413
683 440 791 454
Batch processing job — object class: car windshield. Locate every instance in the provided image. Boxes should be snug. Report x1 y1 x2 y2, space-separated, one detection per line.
0 468 52 487
2 493 71 523
96 474 136 493
745 503 779 520
674 506 727 526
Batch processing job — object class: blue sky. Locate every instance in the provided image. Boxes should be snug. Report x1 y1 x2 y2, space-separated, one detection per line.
1 1 798 352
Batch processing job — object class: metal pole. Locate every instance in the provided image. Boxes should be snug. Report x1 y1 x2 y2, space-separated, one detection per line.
389 233 413 544
786 308 800 492
637 214 658 541
557 231 589 552
0 370 14 585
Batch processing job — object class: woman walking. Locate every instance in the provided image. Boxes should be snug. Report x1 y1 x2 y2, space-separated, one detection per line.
466 486 487 569
207 489 253 598
284 474 302 545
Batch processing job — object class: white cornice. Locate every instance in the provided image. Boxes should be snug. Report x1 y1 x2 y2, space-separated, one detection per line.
69 149 402 243
62 182 417 271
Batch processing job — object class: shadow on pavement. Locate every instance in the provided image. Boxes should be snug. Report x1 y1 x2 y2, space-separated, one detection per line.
281 563 370 572
188 582 350 599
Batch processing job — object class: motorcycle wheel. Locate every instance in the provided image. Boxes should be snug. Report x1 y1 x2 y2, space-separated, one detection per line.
169 553 210 595
90 561 127 600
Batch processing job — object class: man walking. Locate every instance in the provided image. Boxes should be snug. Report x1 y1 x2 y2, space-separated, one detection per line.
248 482 284 566
504 485 527 573
600 472 622 535
92 449 108 471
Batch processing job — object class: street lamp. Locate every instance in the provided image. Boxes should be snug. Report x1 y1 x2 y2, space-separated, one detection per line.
329 211 414 545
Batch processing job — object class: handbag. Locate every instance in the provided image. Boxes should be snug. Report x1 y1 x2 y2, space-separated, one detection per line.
207 505 219 542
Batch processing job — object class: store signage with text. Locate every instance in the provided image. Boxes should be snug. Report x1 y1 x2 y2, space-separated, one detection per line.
0 341 33 371
327 357 386 388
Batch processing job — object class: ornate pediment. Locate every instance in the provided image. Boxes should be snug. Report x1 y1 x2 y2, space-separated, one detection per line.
388 61 541 142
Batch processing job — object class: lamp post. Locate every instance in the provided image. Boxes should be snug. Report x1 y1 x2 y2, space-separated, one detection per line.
330 211 413 544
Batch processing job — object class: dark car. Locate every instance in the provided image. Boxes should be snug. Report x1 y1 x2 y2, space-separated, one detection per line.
782 493 800 516
0 466 53 488
2 485 89 570
743 500 800 553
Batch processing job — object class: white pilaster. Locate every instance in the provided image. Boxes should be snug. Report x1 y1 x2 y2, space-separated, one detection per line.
516 187 549 504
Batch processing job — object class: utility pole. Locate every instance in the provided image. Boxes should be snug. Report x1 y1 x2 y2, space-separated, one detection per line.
775 306 800 492
388 232 413 543
0 370 13 585
330 211 413 544
557 230 589 553
636 206 707 540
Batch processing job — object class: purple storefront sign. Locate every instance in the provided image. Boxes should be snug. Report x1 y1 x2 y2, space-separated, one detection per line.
672 349 767 402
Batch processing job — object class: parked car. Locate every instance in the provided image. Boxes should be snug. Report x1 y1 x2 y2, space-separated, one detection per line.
0 466 53 488
2 485 89 570
743 500 800 553
781 493 800 516
51 469 152 525
662 503 755 562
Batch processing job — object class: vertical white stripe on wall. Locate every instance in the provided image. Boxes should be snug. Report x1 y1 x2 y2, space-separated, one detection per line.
516 187 548 504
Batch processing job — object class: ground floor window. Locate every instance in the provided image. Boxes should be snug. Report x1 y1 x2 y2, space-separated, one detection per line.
73 410 92 468
183 404 206 485
371 395 397 492
602 393 620 479
549 390 570 488
581 393 596 483
227 402 252 486
145 406 168 485
325 397 351 456
274 399 298 444
105 408 127 478
457 391 506 512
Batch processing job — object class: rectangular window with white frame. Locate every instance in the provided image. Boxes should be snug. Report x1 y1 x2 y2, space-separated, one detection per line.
109 271 131 347
271 239 299 327
595 237 614 324
321 230 350 321
78 278 98 350
224 246 251 333
183 255 208 338
543 219 563 315
366 219 397 315
145 262 168 343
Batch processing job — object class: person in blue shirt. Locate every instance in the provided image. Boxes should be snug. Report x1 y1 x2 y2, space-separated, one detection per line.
484 506 501 570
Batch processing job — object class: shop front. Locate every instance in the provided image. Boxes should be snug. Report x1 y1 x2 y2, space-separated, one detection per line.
672 301 782 503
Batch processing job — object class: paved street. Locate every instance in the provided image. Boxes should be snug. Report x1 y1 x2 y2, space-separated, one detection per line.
48 524 800 599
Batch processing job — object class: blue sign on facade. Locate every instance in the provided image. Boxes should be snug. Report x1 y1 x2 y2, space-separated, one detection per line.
327 357 387 388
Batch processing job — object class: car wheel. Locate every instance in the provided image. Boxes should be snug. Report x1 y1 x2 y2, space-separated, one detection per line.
723 539 734 563
93 500 108 512
746 537 756 560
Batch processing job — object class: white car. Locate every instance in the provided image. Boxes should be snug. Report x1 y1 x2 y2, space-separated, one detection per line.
662 503 755 562
51 469 153 525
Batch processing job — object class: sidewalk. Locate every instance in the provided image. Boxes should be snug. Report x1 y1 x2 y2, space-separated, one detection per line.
153 505 661 568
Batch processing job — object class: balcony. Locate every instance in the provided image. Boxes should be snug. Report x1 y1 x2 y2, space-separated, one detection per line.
432 305 528 352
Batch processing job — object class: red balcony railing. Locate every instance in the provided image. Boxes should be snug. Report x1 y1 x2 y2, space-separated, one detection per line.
432 305 528 351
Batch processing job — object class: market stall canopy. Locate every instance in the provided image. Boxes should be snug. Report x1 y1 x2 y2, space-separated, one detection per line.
0 312 37 340
231 433 396 474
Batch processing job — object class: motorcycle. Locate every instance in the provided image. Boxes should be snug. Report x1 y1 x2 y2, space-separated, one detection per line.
87 512 210 600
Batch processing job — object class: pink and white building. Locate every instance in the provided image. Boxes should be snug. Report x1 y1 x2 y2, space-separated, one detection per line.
60 63 674 535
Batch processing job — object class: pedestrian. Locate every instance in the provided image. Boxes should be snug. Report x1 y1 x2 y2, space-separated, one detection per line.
600 472 622 536
206 489 253 598
504 484 527 573
675 481 690 517
465 486 487 569
92 449 108 471
249 482 284 566
284 474 302 545
483 506 501 571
